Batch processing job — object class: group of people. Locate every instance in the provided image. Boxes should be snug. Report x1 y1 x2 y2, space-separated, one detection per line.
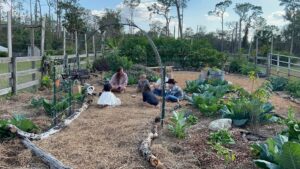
97 67 183 108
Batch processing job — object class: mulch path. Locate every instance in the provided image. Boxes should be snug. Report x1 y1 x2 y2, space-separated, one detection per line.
0 71 299 169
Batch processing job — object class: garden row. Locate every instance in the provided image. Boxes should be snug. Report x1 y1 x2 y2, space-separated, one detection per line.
163 68 300 168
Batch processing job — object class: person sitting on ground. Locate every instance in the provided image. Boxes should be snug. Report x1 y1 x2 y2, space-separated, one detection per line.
142 83 159 108
153 73 173 96
165 79 183 102
110 67 128 93
137 74 150 92
97 82 121 107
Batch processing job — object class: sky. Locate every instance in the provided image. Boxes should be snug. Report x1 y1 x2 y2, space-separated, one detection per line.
0 0 289 36
79 0 289 35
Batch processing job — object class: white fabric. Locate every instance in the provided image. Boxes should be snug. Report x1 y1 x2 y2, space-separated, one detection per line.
97 92 121 106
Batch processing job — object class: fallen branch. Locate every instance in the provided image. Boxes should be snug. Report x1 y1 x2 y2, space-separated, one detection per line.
22 137 72 169
8 102 89 140
139 125 166 169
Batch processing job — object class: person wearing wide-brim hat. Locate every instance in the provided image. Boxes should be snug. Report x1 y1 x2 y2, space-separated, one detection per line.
165 78 183 102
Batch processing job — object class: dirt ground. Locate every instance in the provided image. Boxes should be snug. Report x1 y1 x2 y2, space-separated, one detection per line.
0 71 300 169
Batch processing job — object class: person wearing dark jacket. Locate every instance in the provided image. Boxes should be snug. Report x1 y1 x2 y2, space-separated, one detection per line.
142 83 159 107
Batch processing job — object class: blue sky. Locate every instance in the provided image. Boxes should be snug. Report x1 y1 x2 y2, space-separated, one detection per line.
2 0 287 35
79 0 288 34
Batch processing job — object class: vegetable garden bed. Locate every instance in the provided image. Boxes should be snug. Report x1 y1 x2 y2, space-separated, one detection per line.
0 71 300 169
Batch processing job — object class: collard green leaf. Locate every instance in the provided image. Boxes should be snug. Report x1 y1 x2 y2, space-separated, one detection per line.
279 142 300 169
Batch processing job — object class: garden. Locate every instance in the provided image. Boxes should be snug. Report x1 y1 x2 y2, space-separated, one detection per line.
1 49 300 168
2 0 300 168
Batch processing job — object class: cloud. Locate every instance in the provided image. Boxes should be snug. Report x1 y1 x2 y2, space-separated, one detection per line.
266 11 289 27
205 12 229 22
91 10 106 18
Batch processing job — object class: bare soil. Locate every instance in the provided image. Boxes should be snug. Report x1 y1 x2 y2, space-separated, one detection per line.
0 71 299 169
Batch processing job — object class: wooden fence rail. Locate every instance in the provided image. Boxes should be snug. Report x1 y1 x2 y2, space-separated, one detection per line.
0 53 96 96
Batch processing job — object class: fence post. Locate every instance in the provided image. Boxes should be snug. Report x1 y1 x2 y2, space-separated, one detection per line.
41 18 45 57
75 31 80 69
85 34 89 69
255 37 258 65
93 35 96 60
277 54 280 74
288 57 291 77
7 8 16 95
267 53 271 76
63 28 68 70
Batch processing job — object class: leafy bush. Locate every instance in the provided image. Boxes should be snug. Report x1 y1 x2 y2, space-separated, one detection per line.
41 75 52 88
209 129 235 145
0 51 8 57
240 62 259 75
220 98 274 127
229 58 245 73
93 51 133 72
185 80 200 93
211 143 236 163
191 92 221 117
285 79 300 98
186 114 198 125
0 115 39 139
267 76 288 91
30 97 44 108
168 111 189 139
188 48 227 69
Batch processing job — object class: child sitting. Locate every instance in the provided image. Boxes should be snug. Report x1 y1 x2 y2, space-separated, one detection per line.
142 83 159 108
137 74 150 92
97 83 121 107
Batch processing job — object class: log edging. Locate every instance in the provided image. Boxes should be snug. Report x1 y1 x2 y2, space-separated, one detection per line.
8 102 89 140
139 123 166 169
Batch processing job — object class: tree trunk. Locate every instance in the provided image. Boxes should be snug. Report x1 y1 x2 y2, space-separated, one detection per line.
290 29 294 55
238 19 242 53
242 24 250 49
22 138 72 169
235 22 238 53
221 14 224 51
175 1 182 38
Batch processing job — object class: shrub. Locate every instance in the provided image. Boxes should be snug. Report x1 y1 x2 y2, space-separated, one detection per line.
186 114 198 125
209 129 235 145
228 58 247 73
267 76 288 91
240 62 259 75
93 51 133 72
41 75 52 88
0 51 8 57
285 79 300 98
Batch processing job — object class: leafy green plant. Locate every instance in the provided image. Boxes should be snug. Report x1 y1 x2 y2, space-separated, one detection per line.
0 114 39 139
42 99 69 116
41 75 52 88
185 80 200 93
30 97 44 108
285 79 300 98
241 63 259 75
281 108 300 142
168 111 189 139
187 114 198 125
251 134 300 169
267 76 288 91
220 98 274 127
191 92 221 117
211 143 236 163
252 82 273 103
209 129 235 145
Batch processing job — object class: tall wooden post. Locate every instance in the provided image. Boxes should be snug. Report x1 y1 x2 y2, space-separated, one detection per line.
63 28 68 70
255 37 258 65
40 18 45 57
85 34 88 69
93 35 96 60
75 31 79 69
288 57 291 77
8 6 16 95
